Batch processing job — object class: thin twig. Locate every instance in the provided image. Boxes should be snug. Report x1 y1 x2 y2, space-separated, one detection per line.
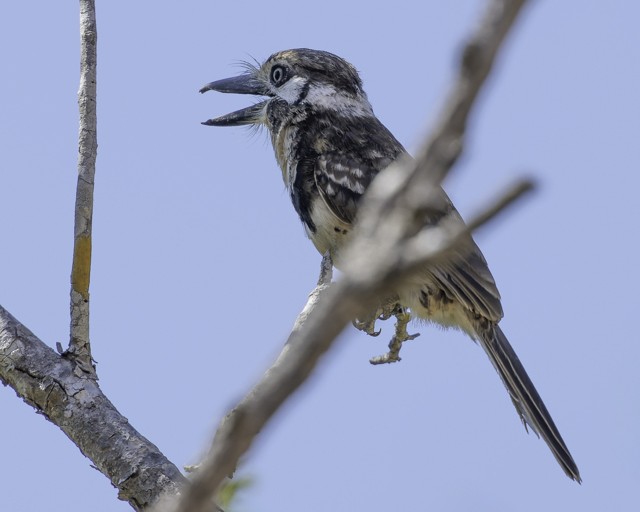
399 178 535 274
167 2 530 510
69 0 98 377
465 179 535 232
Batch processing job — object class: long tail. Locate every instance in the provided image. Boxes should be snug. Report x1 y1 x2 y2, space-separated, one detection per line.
474 319 581 482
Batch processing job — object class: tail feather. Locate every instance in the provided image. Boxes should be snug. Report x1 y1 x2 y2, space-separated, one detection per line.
474 320 581 482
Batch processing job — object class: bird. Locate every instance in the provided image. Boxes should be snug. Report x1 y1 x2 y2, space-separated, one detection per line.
200 48 581 482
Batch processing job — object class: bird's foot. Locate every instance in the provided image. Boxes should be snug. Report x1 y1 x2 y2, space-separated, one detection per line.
369 307 420 365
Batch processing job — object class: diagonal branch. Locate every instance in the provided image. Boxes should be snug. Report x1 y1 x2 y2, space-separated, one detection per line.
69 0 98 377
172 177 532 512
167 1 530 511
343 0 528 282
0 305 186 510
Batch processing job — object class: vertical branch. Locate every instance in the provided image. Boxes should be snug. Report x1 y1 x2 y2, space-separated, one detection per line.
69 0 98 377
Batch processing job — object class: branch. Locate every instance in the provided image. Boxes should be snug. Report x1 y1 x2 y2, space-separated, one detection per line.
1 8 187 508
343 0 528 283
168 1 530 510
175 177 532 512
4 4 187 510
69 0 98 377
0 305 186 510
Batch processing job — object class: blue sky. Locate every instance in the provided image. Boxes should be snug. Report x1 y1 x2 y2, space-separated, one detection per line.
1 1 639 511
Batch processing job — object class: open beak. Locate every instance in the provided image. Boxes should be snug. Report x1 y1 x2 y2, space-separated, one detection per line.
200 101 267 126
200 73 269 126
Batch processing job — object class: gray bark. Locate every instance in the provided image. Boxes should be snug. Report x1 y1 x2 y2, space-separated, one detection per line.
0 305 186 510
69 0 98 377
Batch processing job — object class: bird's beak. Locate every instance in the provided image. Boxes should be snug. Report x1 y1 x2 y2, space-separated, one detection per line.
200 73 269 126
200 74 267 95
200 101 267 127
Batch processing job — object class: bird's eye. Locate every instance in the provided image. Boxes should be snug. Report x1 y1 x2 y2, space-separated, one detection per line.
270 65 288 86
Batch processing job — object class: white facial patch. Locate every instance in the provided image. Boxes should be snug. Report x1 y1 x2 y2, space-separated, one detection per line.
275 78 374 118
305 83 373 117
275 76 307 104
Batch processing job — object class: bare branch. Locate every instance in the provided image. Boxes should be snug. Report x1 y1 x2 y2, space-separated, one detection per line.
173 183 531 512
0 305 186 510
169 272 343 512
3 4 187 510
168 1 530 511
69 0 98 377
343 0 528 282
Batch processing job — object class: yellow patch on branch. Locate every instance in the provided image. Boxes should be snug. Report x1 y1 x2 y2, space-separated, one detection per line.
71 235 92 299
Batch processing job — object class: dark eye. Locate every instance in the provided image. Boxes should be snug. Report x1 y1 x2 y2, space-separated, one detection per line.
270 65 288 86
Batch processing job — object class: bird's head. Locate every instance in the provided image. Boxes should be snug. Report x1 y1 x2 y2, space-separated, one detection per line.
200 48 373 131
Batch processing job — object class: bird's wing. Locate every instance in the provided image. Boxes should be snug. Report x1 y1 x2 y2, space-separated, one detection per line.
311 152 503 322
431 241 504 322
417 201 503 322
311 152 392 225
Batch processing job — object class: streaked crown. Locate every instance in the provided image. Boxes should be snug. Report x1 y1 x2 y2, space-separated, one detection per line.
262 48 366 99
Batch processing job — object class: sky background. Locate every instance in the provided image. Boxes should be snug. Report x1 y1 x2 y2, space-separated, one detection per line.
1 1 639 511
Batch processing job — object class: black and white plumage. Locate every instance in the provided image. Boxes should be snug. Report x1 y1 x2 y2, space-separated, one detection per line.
201 48 580 482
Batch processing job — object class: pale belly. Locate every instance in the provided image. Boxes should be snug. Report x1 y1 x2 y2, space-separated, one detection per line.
304 195 352 261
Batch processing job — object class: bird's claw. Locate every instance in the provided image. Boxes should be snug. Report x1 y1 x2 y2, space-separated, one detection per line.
352 316 381 337
353 301 420 363
353 299 401 337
